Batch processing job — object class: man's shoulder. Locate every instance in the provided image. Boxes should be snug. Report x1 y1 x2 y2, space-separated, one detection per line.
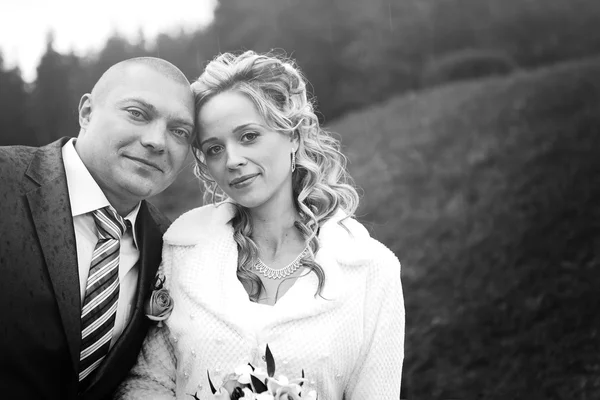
0 144 43 193
0 139 70 184
0 144 39 172
143 201 173 234
0 143 39 155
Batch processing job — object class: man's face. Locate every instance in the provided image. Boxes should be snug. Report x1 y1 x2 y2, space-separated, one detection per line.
76 64 195 212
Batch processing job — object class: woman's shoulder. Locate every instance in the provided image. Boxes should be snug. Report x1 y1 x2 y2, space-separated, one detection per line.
321 210 401 276
163 202 236 245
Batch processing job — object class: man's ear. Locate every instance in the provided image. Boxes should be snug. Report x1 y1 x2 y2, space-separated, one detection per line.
78 94 92 129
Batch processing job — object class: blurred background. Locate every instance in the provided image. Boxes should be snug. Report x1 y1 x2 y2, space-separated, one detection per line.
3 0 600 397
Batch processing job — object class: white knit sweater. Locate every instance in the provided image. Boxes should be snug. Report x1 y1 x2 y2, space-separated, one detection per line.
115 203 404 400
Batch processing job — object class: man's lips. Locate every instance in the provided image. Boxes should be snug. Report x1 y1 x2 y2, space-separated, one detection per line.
126 155 163 172
229 173 259 186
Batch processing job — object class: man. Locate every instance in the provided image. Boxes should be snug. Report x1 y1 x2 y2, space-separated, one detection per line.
0 57 195 399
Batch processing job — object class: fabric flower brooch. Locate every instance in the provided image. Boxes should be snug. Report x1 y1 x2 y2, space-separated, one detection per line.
145 274 173 327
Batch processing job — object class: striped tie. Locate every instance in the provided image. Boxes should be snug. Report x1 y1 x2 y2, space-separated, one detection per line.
78 206 127 386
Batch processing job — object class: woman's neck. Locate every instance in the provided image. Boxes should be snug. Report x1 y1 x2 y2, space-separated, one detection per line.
250 202 302 258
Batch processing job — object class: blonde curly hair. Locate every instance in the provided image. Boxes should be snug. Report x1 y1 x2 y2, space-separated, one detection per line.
191 50 359 301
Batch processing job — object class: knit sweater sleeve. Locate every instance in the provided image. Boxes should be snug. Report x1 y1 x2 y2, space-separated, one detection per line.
345 243 405 399
114 246 177 400
114 325 177 399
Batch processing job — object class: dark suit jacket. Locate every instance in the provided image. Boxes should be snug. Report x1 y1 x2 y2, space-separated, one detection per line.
0 138 171 400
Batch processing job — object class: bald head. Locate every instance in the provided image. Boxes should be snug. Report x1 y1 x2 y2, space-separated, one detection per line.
75 56 196 216
91 57 191 104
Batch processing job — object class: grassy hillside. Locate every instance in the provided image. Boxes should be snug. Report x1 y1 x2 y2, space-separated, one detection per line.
153 56 600 398
334 57 600 398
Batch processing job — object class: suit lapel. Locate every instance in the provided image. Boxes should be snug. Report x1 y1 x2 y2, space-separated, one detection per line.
85 201 163 394
25 138 82 376
128 201 164 333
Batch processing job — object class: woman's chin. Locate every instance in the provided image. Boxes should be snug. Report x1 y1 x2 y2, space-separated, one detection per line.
227 194 264 210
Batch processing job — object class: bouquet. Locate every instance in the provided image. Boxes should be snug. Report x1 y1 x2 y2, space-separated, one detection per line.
201 345 317 400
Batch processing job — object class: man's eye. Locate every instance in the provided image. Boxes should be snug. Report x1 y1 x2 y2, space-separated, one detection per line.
127 109 144 118
173 129 191 139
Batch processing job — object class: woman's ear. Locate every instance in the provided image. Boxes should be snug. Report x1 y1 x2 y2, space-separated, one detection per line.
290 130 300 151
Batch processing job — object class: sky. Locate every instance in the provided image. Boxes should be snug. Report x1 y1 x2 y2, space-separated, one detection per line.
0 0 217 82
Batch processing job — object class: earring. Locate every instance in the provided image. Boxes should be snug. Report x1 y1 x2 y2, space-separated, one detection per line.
291 149 296 172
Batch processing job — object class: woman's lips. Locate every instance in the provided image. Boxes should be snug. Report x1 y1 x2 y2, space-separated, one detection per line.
229 173 259 188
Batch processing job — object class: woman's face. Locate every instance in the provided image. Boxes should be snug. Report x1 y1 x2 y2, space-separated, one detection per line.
197 90 298 210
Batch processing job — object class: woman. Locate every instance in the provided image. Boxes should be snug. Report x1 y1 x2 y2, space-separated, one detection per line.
116 51 404 399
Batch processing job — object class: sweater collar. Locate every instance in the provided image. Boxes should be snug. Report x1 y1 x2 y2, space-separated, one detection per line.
164 202 373 266
163 202 374 326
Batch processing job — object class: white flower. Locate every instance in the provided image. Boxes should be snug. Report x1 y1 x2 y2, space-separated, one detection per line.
304 390 317 400
252 367 269 383
234 364 254 385
240 388 256 399
212 388 231 400
240 387 274 399
255 392 275 400
266 374 306 396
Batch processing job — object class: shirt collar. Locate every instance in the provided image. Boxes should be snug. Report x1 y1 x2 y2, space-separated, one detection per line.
62 138 141 247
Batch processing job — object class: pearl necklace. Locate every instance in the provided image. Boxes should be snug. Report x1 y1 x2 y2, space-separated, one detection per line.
253 247 309 280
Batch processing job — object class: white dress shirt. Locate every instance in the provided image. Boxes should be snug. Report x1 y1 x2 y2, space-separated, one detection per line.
62 138 141 348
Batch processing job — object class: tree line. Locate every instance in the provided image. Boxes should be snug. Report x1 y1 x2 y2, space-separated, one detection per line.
2 0 600 147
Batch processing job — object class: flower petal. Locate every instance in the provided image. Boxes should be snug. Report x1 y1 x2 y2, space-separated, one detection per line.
304 390 317 400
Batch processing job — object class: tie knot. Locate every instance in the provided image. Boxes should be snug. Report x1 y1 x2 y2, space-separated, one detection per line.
92 206 127 240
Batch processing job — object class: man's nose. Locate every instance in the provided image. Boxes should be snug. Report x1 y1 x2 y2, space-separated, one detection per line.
140 122 167 152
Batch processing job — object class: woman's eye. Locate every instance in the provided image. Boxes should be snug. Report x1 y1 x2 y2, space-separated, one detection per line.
241 132 259 142
206 145 223 156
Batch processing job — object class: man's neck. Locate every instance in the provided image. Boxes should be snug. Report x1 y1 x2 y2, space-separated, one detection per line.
105 192 139 218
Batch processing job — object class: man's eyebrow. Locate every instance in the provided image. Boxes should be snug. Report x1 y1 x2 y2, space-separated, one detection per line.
171 117 194 129
118 98 194 128
118 98 157 113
